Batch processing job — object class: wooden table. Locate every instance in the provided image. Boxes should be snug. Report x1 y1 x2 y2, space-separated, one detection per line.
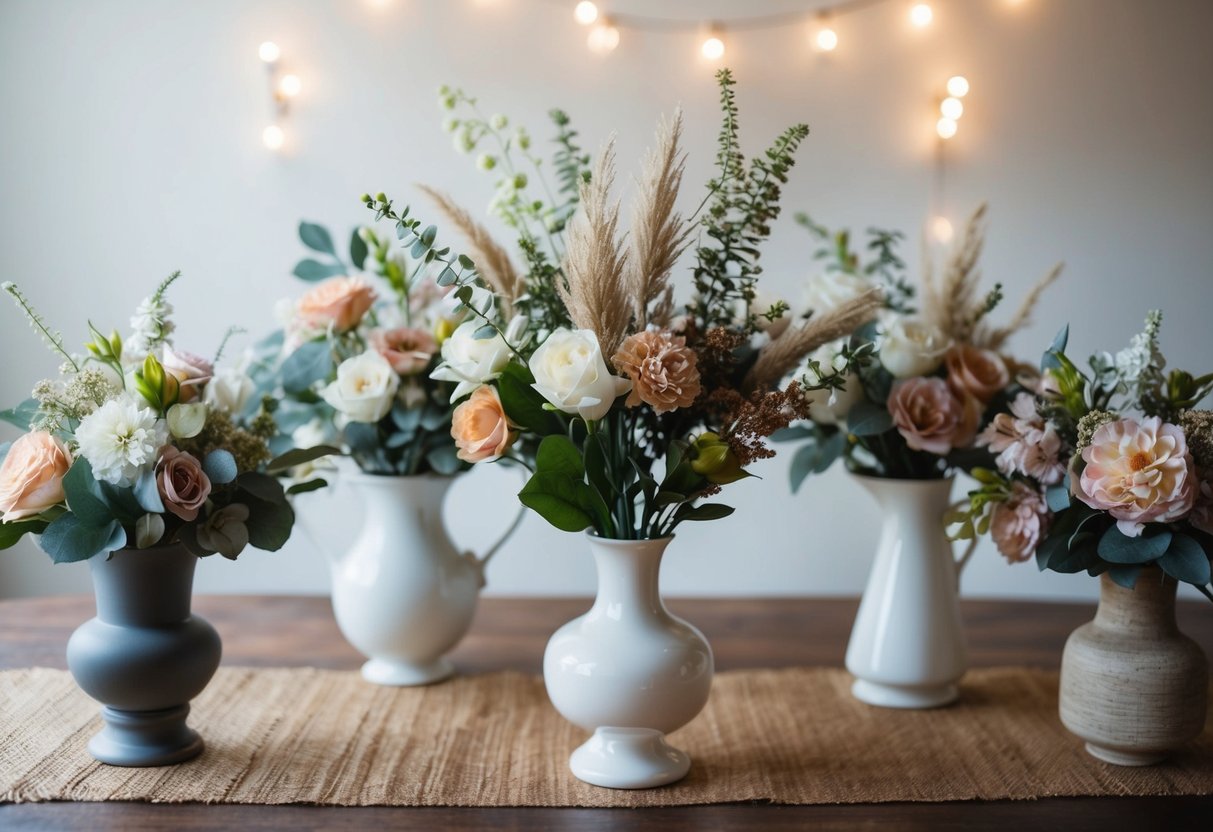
2 595 1211 830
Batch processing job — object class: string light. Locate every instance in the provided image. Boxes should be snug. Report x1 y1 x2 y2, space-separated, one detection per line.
909 3 933 28
813 22 838 52
935 117 957 140
279 74 302 98
701 34 726 61
930 216 954 243
573 1 597 26
587 20 619 54
262 125 285 151
258 41 280 63
946 75 970 98
940 96 963 119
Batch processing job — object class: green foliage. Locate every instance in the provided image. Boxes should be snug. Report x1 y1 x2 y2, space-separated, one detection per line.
0 399 39 431
691 69 810 330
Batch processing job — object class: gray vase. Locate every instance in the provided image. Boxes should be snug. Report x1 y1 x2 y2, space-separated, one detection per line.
66 544 222 766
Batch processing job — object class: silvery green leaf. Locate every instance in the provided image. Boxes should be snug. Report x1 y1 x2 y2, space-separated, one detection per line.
136 513 165 549
166 403 207 439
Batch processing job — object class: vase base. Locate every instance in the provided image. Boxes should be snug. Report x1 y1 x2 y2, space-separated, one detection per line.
569 727 691 789
1084 742 1169 767
89 705 205 767
361 657 455 687
851 678 959 709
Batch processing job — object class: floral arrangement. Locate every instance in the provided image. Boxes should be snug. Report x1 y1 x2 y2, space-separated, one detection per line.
249 218 529 476
0 275 316 561
363 69 882 539
775 205 1063 487
950 313 1213 598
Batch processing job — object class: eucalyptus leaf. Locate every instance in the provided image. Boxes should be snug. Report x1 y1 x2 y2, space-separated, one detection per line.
281 340 333 394
0 518 46 550
292 259 346 282
425 444 462 475
61 458 114 527
349 228 368 270
1158 534 1212 586
237 472 286 502
39 515 125 563
135 513 165 549
286 478 328 496
1106 564 1142 589
845 400 894 437
1097 524 1172 564
0 399 39 431
299 221 337 256
266 444 343 474
243 496 295 552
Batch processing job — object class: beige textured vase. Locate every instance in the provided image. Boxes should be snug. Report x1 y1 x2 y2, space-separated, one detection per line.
1059 570 1208 765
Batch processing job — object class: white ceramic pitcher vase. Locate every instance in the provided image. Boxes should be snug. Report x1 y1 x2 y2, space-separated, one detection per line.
845 475 975 709
328 472 521 686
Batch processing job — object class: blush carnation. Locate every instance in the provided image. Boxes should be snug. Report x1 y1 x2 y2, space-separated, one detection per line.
976 392 1065 485
1076 416 1196 537
990 481 1051 563
888 377 980 456
370 327 438 376
611 330 700 415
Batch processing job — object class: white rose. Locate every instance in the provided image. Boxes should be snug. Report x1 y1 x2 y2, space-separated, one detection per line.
804 270 875 316
879 317 951 379
204 368 255 414
801 344 864 425
430 316 523 402
529 329 631 422
321 351 399 423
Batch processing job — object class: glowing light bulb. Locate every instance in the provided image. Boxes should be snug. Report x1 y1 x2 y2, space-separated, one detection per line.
258 41 280 63
587 22 619 54
946 75 970 98
574 1 598 25
814 26 838 52
936 117 958 139
909 3 933 27
279 74 302 98
701 36 725 60
930 216 954 243
940 96 963 119
262 125 285 150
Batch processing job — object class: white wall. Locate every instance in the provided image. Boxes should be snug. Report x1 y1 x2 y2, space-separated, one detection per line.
1 0 1210 601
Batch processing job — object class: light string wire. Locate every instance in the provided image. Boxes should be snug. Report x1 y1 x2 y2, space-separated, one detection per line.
546 0 893 33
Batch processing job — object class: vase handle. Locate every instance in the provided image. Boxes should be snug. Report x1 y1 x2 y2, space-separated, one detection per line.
464 464 528 571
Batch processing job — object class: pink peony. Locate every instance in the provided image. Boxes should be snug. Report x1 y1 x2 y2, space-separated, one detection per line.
976 392 1065 485
1076 416 1196 537
155 447 212 522
370 327 438 376
888 377 980 456
990 481 1051 563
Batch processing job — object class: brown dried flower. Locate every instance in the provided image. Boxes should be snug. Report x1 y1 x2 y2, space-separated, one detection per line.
612 330 701 414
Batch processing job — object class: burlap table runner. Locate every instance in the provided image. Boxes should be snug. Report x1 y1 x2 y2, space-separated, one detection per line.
2 666 1211 806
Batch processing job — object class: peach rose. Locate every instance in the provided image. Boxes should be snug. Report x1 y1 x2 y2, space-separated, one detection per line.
298 276 376 332
451 385 516 463
155 447 212 522
162 348 214 403
370 327 438 376
611 330 700 415
945 344 1009 404
0 432 72 521
1076 416 1196 537
888 377 980 456
990 481 1051 563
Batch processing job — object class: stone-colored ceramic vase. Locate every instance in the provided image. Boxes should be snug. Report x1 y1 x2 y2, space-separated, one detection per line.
66 545 222 766
1059 569 1208 765
544 535 713 789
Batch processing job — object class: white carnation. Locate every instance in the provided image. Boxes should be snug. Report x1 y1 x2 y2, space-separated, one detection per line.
74 395 169 485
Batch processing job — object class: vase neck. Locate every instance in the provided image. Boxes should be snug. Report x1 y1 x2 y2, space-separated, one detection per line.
89 546 198 626
346 473 454 515
588 537 671 619
1096 570 1179 637
855 475 955 519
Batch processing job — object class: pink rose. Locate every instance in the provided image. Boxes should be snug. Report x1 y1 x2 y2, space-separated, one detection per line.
1076 416 1196 537
155 447 212 522
976 392 1065 485
370 327 438 376
945 344 1010 404
162 348 214 403
298 276 376 332
990 481 1051 563
0 432 72 520
888 377 980 456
